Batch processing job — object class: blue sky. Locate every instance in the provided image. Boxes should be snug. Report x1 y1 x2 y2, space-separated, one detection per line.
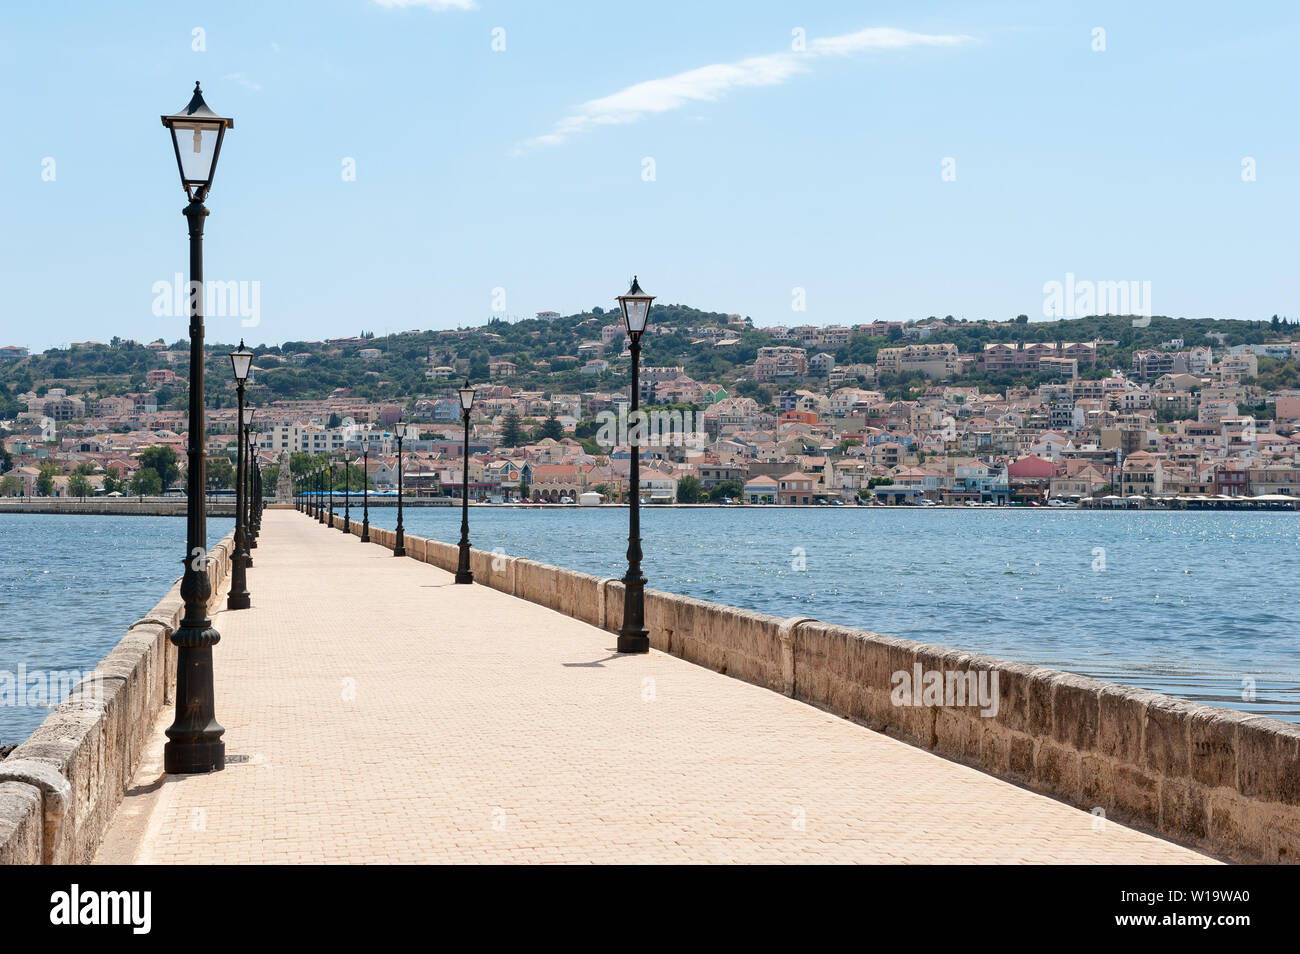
0 0 1296 351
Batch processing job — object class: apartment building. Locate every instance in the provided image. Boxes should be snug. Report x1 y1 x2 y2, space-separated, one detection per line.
875 343 959 380
753 346 808 382
777 471 818 505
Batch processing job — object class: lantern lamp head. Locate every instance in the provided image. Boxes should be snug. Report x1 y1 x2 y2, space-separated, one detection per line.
458 381 476 412
229 339 254 382
161 82 234 201
617 275 654 339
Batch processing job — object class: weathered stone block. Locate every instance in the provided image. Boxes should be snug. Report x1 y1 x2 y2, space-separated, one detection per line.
1237 716 1300 804
1008 734 1035 781
1160 779 1208 840
1034 741 1081 799
1188 705 1246 791
1113 763 1160 824
1208 791 1267 862
1080 754 1113 812
1052 672 1100 751
1144 696 1193 779
933 706 980 761
984 660 1039 734
1025 669 1060 739
1098 685 1148 765
1266 814 1300 865
979 722 1012 776
0 782 42 865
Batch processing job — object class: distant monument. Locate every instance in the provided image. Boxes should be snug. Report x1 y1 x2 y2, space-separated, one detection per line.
275 450 293 504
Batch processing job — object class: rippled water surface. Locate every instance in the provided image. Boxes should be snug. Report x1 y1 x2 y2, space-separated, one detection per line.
0 515 232 746
383 506 1300 721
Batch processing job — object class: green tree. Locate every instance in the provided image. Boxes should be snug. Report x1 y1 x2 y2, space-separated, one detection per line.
208 456 234 489
676 475 702 503
501 410 524 448
138 446 180 488
67 474 92 499
707 480 743 502
337 463 370 490
131 467 163 497
540 409 564 441
0 474 21 497
102 467 122 494
35 462 56 497
289 451 327 476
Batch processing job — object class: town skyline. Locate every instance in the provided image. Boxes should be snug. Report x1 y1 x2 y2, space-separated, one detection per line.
4 305 1297 507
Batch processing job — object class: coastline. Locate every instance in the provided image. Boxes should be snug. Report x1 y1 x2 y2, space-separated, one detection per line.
2 498 1297 514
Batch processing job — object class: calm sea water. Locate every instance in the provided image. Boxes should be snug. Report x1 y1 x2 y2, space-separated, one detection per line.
0 515 232 747
379 506 1300 722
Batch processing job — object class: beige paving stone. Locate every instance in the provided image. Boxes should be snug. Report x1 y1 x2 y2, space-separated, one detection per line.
93 511 1217 865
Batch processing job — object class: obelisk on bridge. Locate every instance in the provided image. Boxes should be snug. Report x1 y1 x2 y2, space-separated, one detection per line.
275 450 293 504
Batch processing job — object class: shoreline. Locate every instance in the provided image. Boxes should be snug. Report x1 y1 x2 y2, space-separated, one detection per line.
0 501 1294 514
1 498 1295 515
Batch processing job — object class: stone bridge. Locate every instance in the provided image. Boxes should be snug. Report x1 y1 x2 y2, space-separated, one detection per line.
3 508 1297 863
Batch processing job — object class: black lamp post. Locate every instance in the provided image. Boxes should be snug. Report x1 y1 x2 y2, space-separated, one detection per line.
227 342 253 610
616 276 654 654
160 82 232 774
360 447 370 543
327 458 335 527
341 450 351 534
394 420 407 557
252 458 262 538
245 411 257 553
317 466 326 523
455 382 476 583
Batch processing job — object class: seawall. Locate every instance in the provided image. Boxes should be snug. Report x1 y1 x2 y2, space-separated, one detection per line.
0 532 235 864
334 511 1299 864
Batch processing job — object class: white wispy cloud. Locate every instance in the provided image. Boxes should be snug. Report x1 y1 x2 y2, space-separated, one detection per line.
224 73 262 92
371 0 477 10
520 27 972 151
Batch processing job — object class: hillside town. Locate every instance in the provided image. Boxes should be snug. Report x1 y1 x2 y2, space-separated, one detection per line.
2 313 1299 507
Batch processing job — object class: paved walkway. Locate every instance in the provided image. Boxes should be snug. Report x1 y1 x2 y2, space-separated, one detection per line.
94 510 1215 864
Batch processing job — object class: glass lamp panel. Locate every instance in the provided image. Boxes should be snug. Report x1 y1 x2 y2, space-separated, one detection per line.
172 121 220 184
623 298 649 333
230 348 254 381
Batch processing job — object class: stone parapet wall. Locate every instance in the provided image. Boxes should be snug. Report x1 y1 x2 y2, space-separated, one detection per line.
0 533 235 864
